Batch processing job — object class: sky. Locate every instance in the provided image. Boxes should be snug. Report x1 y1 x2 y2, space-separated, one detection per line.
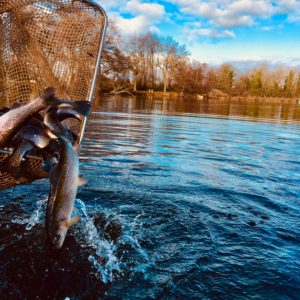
96 0 300 69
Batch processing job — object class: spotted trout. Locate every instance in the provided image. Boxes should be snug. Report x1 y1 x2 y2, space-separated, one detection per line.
46 136 85 249
0 88 56 148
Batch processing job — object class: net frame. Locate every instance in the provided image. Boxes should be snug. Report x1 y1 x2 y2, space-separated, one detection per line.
0 0 107 190
77 0 108 143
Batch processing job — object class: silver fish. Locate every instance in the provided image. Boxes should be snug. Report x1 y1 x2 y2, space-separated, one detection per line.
46 137 86 249
44 105 86 144
44 107 81 143
2 124 52 174
3 140 33 178
3 123 52 176
0 87 56 148
13 125 50 149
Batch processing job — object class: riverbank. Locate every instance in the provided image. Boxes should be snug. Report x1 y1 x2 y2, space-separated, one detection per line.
132 91 299 104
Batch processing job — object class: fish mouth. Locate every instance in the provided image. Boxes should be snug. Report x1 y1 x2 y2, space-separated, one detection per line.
51 233 65 250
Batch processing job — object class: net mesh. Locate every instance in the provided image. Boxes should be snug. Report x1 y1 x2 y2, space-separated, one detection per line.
0 0 106 190
0 152 46 190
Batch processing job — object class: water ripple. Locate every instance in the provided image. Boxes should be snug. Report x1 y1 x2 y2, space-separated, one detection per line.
1 97 299 299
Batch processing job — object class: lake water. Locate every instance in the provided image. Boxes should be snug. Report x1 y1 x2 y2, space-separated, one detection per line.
0 96 300 299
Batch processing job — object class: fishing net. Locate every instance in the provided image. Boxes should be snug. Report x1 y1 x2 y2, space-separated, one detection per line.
0 0 107 190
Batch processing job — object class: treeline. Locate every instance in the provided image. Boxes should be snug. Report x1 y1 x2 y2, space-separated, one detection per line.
99 22 300 98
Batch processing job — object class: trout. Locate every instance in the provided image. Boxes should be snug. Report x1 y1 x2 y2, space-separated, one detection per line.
0 88 56 148
46 137 85 249
44 104 89 144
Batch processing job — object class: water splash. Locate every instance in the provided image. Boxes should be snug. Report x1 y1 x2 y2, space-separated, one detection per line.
74 199 152 283
11 197 47 230
99 209 152 278
120 212 151 277
9 195 150 284
74 199 120 284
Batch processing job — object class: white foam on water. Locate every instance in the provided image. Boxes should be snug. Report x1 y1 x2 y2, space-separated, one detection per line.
11 197 47 230
120 212 151 276
74 199 153 283
74 199 121 284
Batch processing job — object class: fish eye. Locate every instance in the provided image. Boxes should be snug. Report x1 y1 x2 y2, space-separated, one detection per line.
55 233 61 241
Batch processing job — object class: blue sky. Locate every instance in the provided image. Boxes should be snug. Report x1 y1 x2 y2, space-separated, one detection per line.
96 0 300 68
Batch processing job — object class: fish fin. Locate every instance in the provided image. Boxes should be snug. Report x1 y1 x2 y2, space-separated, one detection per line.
45 127 58 140
65 216 80 228
19 126 50 148
32 134 50 149
40 87 58 106
58 101 91 117
78 175 87 187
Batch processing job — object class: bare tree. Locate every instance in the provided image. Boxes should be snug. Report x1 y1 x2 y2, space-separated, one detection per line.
97 22 299 98
157 36 189 92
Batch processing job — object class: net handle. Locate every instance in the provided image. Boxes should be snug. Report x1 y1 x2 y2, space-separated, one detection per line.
77 0 108 146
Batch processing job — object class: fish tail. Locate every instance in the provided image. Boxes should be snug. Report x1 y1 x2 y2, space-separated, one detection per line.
57 109 82 122
72 101 91 117
58 100 91 117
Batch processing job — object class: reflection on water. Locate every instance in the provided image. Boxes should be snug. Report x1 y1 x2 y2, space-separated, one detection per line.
93 95 300 125
0 96 299 299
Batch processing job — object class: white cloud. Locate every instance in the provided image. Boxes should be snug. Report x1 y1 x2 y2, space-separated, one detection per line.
276 0 300 13
166 0 274 28
166 0 300 30
96 0 165 35
262 26 273 31
216 14 254 28
94 0 300 66
183 22 236 40
198 28 236 38
96 0 300 42
125 0 165 19
149 26 161 34
96 0 127 10
227 56 300 72
226 0 272 18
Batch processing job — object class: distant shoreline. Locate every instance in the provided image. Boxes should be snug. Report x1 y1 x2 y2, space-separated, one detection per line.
0 92 299 106
129 91 299 104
